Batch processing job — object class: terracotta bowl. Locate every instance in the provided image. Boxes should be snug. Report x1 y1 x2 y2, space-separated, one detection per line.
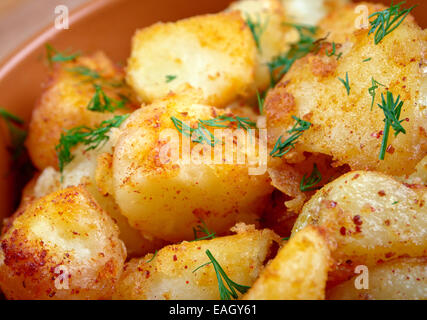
0 0 425 218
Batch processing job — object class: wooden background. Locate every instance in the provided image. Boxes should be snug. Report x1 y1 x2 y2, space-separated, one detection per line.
0 0 425 62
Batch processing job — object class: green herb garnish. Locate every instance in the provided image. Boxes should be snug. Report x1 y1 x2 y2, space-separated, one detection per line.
56 114 129 172
87 84 126 113
0 108 27 160
325 42 343 60
192 220 216 241
363 58 372 62
67 66 100 79
245 14 267 52
338 72 351 96
257 90 265 115
45 44 80 65
368 1 416 45
270 116 311 158
145 250 158 263
300 163 322 192
200 115 256 131
267 24 318 87
378 91 406 160
369 77 385 110
193 250 250 300
165 75 177 83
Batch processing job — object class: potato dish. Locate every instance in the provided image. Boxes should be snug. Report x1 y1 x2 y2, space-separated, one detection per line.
0 0 425 300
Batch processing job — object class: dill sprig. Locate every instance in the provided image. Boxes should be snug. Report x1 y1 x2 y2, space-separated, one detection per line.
256 90 265 115
45 44 80 65
67 66 101 79
378 91 406 160
245 14 267 52
0 108 27 160
165 75 177 83
171 115 257 147
56 114 129 172
368 1 416 45
368 77 385 110
267 24 318 87
87 84 127 113
191 220 216 241
193 250 250 300
363 57 372 62
270 116 311 158
338 72 351 96
145 250 158 263
325 42 343 60
300 163 322 192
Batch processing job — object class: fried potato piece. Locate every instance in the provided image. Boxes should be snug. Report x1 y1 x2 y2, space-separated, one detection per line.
126 12 257 107
281 0 349 25
399 155 427 185
243 226 331 300
0 187 126 300
111 90 274 242
266 11 427 209
227 0 290 91
26 51 138 170
327 258 427 300
113 225 280 300
293 171 427 282
28 145 166 258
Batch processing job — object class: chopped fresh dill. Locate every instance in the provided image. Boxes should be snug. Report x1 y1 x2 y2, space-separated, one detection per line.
0 108 27 160
56 114 129 172
87 84 127 113
325 42 343 60
165 75 177 83
270 116 311 158
45 43 80 65
193 250 250 300
368 1 416 45
257 90 265 115
378 91 406 160
245 14 268 52
300 163 322 192
145 250 158 263
191 220 216 241
368 77 386 110
67 66 100 79
363 57 372 62
267 24 318 87
338 72 351 95
200 115 257 131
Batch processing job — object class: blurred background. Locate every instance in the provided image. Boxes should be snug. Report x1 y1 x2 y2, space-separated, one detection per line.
0 0 425 62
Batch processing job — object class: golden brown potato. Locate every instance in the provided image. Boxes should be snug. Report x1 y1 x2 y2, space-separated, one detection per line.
327 258 427 300
113 224 280 300
28 145 167 258
227 0 290 91
266 10 427 208
0 187 126 300
126 12 257 107
399 155 427 185
243 226 332 300
26 51 138 170
110 89 274 242
293 171 427 282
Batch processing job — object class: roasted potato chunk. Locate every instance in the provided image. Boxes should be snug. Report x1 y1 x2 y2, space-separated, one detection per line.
327 258 427 300
126 12 257 107
243 226 332 300
113 225 280 300
29 145 166 258
26 52 138 170
266 11 427 209
111 90 273 242
0 187 126 300
293 171 427 282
